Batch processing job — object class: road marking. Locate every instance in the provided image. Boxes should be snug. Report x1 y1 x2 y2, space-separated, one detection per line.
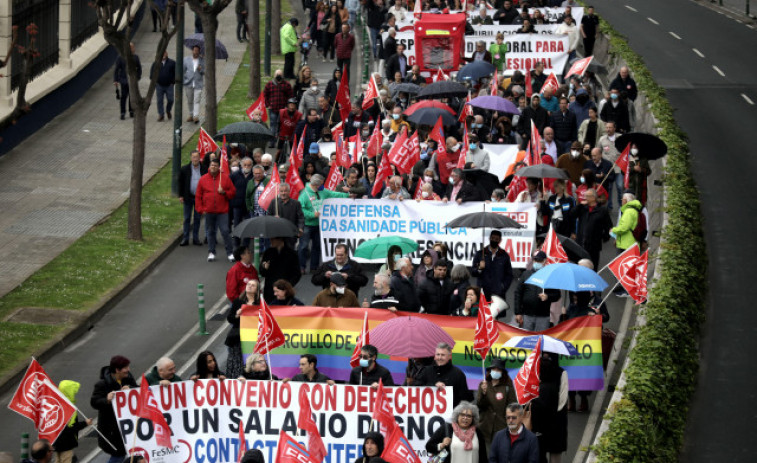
625 5 637 12
669 31 682 40
743 94 755 105
735 18 743 23
693 48 705 58
647 17 659 25
713 65 726 77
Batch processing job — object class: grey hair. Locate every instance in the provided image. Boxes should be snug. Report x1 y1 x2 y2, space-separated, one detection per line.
577 258 594 270
396 257 411 270
241 156 253 164
506 403 524 413
492 188 506 199
375 273 391 288
261 153 273 163
623 192 636 202
310 174 325 185
436 342 452 352
244 353 265 373
156 357 173 369
450 264 471 282
451 401 480 425
253 164 265 172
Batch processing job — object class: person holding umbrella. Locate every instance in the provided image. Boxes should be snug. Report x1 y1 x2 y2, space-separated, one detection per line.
513 252 562 331
477 359 517 448
546 179 577 237
472 230 513 315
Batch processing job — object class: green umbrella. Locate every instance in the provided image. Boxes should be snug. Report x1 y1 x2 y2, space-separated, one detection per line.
354 236 419 260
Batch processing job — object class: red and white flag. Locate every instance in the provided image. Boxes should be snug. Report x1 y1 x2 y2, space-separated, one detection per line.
246 92 268 122
286 148 305 200
543 224 569 264
413 178 424 200
197 127 219 160
414 0 422 17
629 250 648 304
428 115 446 159
335 133 351 168
298 388 328 463
220 135 230 174
456 124 469 169
432 67 448 82
237 420 246 463
136 375 173 448
387 131 419 175
490 68 499 96
336 65 352 123
324 163 345 191
473 290 499 359
352 131 361 164
296 127 307 164
371 152 394 197
458 93 473 123
253 299 286 355
525 69 533 98
530 120 543 164
362 75 379 110
257 166 280 211
349 312 370 368
8 359 76 443
366 124 383 158
564 56 594 79
382 425 421 463
513 337 542 405
542 72 560 95
372 378 397 434
607 243 641 297
616 143 631 189
276 431 321 463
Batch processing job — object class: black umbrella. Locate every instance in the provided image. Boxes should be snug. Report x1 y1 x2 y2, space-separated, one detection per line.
463 169 500 197
214 121 274 144
514 164 570 179
456 61 496 82
536 232 591 262
407 107 457 126
232 216 298 238
586 61 608 75
446 212 522 229
417 81 468 99
184 33 229 60
614 132 668 160
393 83 422 95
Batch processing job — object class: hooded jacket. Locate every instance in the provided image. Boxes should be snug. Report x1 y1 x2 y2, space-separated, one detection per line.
53 381 88 452
612 199 642 249
354 432 385 463
90 366 138 455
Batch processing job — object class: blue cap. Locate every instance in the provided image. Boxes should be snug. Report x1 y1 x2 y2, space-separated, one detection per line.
309 142 319 154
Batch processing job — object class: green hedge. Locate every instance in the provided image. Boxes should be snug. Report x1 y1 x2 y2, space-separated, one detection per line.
591 20 707 463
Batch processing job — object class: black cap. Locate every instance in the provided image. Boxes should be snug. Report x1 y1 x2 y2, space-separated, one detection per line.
488 358 508 371
533 251 547 262
330 273 347 286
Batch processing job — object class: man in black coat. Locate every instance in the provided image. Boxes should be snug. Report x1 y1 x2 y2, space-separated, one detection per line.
151 50 175 121
599 89 630 133
443 168 483 203
295 109 327 149
113 42 141 120
230 156 254 245
390 257 421 312
90 356 138 462
609 66 638 102
417 260 454 315
178 150 207 246
311 243 369 297
384 44 408 81
365 273 400 311
517 95 550 149
550 97 578 155
383 29 397 62
289 354 336 384
349 344 395 387
266 182 305 249
490 403 540 463
260 237 301 302
493 0 519 25
471 230 514 305
513 252 562 331
420 343 473 407
574 188 613 270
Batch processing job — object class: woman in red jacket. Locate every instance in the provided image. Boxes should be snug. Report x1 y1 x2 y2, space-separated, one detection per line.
225 246 259 301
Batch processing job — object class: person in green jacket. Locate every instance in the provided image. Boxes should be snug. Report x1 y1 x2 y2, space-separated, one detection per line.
54 380 93 463
281 18 300 80
144 357 182 386
611 193 641 296
298 173 348 273
489 33 507 73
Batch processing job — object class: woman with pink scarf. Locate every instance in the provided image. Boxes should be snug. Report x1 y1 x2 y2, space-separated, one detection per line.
426 401 488 463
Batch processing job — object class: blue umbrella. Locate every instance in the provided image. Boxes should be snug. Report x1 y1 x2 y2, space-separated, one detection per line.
456 61 496 82
468 95 520 115
184 33 229 60
525 262 608 292
503 334 580 356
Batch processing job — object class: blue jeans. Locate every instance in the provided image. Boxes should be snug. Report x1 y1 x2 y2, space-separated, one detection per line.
268 109 280 142
205 213 233 255
369 27 381 58
156 83 174 116
107 454 125 463
183 197 201 242
348 10 356 29
608 172 624 211
298 225 320 271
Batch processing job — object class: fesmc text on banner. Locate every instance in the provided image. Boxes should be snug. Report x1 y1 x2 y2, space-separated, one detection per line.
111 382 452 463
318 199 536 268
240 306 605 391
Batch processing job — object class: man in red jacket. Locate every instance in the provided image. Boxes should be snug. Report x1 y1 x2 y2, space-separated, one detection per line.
334 24 355 82
195 158 236 262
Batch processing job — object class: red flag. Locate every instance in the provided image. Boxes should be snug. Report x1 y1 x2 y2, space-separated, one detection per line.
298 389 328 463
382 425 421 463
296 127 307 164
525 69 533 99
352 132 361 164
8 359 76 444
456 124 469 169
237 420 246 463
616 143 632 189
349 312 370 368
246 92 268 122
335 133 351 168
564 56 594 79
220 135 230 174
371 153 394 197
490 68 499 96
253 299 286 355
413 178 424 200
286 154 305 200
366 124 383 158
473 290 499 359
629 250 648 304
543 224 569 264
513 337 542 405
324 163 345 191
257 166 280 211
362 75 379 110
335 65 352 123
385 131 412 174
290 135 302 172
432 67 448 83
136 375 172 448
607 244 641 296
197 127 219 160
276 431 321 463
530 120 542 164
458 94 472 123
414 0 422 17
506 175 527 202
542 72 559 95
372 379 397 434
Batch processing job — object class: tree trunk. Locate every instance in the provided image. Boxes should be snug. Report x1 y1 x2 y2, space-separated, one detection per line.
201 15 219 135
271 0 281 55
127 100 147 241
248 0 260 97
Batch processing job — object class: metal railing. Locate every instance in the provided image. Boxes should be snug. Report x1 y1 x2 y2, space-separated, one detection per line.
11 0 60 91
70 0 99 52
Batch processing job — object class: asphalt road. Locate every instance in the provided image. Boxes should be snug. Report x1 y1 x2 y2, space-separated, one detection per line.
592 0 757 460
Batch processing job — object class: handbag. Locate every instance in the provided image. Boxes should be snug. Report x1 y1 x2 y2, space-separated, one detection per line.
428 424 450 463
319 18 330 31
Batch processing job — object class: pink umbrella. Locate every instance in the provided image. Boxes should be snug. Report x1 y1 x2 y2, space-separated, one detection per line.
368 317 455 358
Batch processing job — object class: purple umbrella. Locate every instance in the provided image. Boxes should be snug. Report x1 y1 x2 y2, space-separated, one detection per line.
468 95 520 115
368 316 455 358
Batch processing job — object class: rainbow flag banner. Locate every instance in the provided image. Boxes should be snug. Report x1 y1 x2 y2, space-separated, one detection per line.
241 307 604 391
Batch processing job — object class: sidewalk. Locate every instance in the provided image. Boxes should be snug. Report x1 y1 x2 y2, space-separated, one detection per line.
0 5 247 298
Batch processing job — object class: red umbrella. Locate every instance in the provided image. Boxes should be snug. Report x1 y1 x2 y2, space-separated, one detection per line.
403 100 456 116
368 316 455 358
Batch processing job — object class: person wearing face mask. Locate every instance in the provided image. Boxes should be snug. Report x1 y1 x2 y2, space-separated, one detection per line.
513 252 561 331
349 344 395 387
517 94 550 150
390 107 410 134
626 145 652 205
298 78 325 116
419 182 442 201
477 358 517 449
466 134 491 171
568 88 596 127
312 272 359 308
599 89 630 133
471 230 513 315
555 141 588 186
443 168 483 204
277 98 302 151
229 157 255 245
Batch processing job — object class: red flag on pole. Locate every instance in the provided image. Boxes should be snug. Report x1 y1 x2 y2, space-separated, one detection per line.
616 143 632 189
335 65 352 123
246 92 268 122
257 166 280 211
513 337 542 405
350 312 370 368
386 131 416 174
220 135 230 174
629 250 648 304
543 223 569 264
530 120 543 165
372 379 397 434
456 124 469 169
428 115 446 163
286 151 305 200
413 178 424 200
490 68 499 96
414 0 422 18
371 153 394 197
335 133 351 168
607 243 641 296
352 132 361 164
296 127 307 164
324 163 345 191
237 420 246 463
564 56 594 79
458 94 473 123
432 67 448 82
541 73 559 95
197 127 219 160
136 375 173 448
8 359 76 444
253 299 286 355
473 290 499 359
366 124 383 158
276 431 321 463
298 389 328 463
382 426 422 463
525 69 533 99
362 75 379 110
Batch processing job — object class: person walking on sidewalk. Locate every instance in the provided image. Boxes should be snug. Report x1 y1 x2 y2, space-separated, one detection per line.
195 158 236 262
183 45 204 123
113 42 141 120
178 150 207 246
152 50 175 121
235 0 249 42
264 70 294 147
335 24 355 82
281 18 300 80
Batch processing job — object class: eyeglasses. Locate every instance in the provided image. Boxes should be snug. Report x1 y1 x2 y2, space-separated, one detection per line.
459 414 474 418
254 360 266 364
360 355 372 360
505 416 520 421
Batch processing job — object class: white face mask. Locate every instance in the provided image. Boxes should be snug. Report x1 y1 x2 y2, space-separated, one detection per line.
310 86 318 92
631 148 639 155
423 176 433 183
490 370 503 380
231 166 240 173
532 262 544 270
335 286 345 294
451 144 460 152
571 150 580 158
580 176 586 184
491 197 498 202
449 176 456 184
421 191 430 198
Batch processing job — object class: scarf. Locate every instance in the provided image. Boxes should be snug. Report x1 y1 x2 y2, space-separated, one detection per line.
452 422 476 451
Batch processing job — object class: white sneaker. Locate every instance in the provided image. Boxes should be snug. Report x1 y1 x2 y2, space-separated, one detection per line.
207 253 216 262
227 254 235 262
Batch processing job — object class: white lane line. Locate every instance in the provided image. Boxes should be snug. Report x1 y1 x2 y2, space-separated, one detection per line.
647 17 659 25
743 94 755 105
713 65 726 77
625 4 638 11
669 31 682 40
693 48 705 58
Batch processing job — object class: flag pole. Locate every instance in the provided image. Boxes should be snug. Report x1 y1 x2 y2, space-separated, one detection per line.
129 419 139 463
275 174 280 217
74 407 118 451
597 281 621 309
